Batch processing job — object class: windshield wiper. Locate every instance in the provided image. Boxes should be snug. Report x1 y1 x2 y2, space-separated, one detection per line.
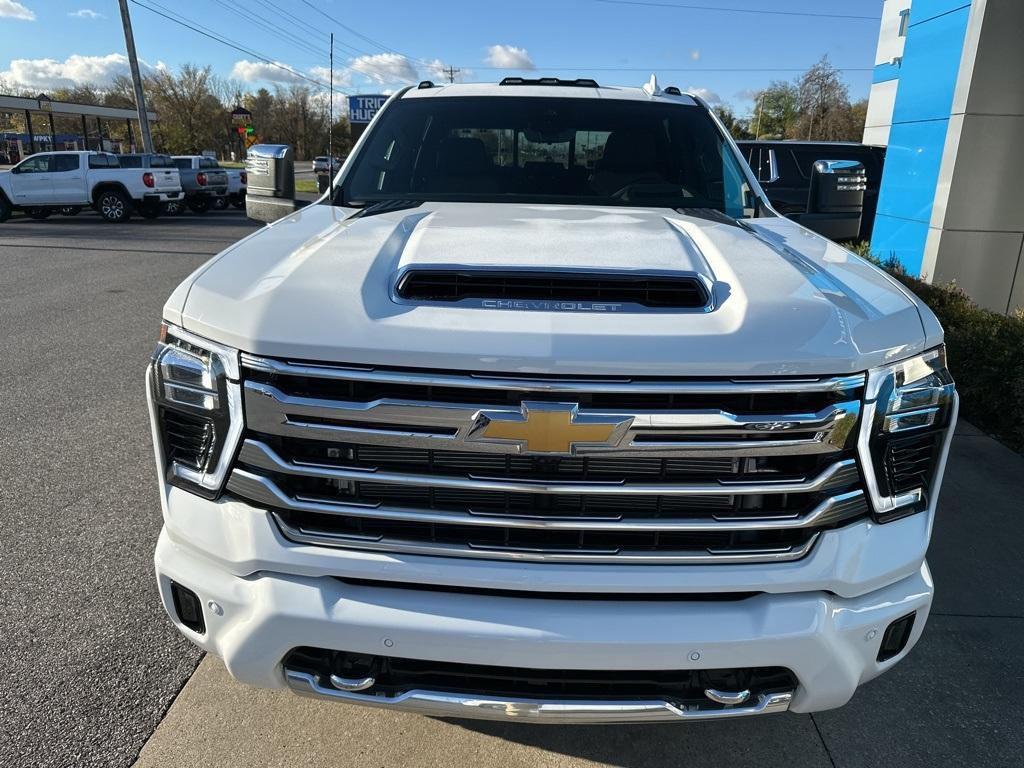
346 199 424 219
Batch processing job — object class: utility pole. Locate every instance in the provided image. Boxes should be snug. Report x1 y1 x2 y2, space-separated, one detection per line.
117 0 154 153
329 32 334 200
753 92 765 140
443 65 461 84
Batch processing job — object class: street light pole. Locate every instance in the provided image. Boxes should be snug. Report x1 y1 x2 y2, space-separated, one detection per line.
117 0 154 153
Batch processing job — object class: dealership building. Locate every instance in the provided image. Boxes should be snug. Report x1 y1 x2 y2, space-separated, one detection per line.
865 0 1024 313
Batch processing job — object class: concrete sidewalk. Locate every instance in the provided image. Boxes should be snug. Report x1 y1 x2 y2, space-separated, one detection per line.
132 424 1024 768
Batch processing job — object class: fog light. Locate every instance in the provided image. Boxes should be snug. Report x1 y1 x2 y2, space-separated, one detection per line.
170 581 206 634
877 612 915 662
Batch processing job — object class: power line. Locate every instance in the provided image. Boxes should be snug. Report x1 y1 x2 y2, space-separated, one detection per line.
129 0 347 93
591 0 880 21
251 0 369 58
468 65 873 72
294 0 404 56
210 0 329 59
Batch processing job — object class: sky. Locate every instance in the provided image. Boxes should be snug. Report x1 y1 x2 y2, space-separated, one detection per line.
0 0 883 114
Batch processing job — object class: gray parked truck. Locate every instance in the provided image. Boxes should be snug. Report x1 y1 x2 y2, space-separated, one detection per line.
170 155 229 213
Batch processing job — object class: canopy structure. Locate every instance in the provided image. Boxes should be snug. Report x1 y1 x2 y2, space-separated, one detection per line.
0 93 159 158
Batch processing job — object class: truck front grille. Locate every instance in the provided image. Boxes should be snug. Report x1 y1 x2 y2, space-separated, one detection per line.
227 355 868 564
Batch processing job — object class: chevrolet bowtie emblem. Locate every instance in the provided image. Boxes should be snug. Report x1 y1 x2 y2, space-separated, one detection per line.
471 402 631 454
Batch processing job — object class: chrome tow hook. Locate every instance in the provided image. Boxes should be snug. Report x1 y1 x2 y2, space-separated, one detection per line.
329 674 376 692
704 688 751 706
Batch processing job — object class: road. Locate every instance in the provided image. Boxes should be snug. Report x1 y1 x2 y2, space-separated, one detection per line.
1 209 1022 767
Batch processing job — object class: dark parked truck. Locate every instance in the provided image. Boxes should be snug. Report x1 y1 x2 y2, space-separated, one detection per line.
170 155 229 213
149 79 956 724
736 140 885 242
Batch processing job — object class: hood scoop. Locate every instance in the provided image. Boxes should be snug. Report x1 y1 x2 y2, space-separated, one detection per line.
395 270 711 312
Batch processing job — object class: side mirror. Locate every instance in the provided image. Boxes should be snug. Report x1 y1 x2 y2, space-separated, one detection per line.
244 143 301 223
9 165 20 174
800 159 866 241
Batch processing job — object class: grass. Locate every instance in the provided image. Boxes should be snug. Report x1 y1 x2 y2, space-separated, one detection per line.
295 179 320 194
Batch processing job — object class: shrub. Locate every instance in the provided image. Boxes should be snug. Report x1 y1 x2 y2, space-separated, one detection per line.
845 242 1024 452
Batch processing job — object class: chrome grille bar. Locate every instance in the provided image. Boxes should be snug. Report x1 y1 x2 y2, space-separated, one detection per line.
241 354 865 395
231 356 868 564
236 439 858 496
227 469 866 532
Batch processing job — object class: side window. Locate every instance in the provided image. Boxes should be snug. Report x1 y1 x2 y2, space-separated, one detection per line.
17 155 51 173
119 155 142 168
53 155 80 172
88 154 113 169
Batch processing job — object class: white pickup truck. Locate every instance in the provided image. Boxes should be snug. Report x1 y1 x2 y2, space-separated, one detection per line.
0 150 182 222
148 79 957 724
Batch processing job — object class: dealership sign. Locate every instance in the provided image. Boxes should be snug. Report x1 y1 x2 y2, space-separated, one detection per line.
348 95 388 124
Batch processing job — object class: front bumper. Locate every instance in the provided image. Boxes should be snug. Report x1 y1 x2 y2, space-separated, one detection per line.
154 490 934 719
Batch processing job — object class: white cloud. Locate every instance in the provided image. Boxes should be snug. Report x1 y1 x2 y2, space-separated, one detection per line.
69 8 101 18
485 45 534 70
686 86 722 104
309 65 352 88
420 58 473 83
0 0 34 20
231 59 307 84
689 49 700 61
349 53 418 85
1 53 159 88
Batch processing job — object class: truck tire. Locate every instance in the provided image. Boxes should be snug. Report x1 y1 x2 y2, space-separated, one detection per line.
95 189 131 223
188 196 210 213
138 200 161 219
211 195 228 211
26 208 51 220
59 206 82 216
0 196 13 222
230 193 246 209
163 200 185 216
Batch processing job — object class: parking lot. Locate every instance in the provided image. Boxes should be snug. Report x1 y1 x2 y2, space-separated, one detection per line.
1 210 1022 768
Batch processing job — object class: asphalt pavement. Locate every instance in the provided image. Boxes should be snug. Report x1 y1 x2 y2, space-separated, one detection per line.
1 207 1022 767
0 209 260 768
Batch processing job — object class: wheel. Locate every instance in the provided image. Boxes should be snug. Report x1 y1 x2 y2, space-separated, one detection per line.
59 206 82 216
163 200 184 216
230 193 246 209
95 190 131 223
138 200 161 219
210 195 228 210
0 196 12 223
27 208 51 220
188 196 210 213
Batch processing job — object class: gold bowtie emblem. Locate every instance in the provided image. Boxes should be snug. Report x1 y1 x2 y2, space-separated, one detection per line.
473 402 630 454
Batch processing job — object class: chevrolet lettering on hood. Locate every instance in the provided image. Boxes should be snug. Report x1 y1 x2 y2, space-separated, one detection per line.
481 299 623 312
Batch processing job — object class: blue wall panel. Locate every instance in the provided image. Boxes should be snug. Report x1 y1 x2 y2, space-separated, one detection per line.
870 1 971 276
874 119 950 222
870 215 931 275
892 5 971 124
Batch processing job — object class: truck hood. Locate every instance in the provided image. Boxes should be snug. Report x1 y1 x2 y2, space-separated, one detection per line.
172 202 936 376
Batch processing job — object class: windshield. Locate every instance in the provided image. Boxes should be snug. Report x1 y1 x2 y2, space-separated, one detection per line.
341 96 754 215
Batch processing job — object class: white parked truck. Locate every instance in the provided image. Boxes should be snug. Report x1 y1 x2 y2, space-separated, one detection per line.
0 150 182 222
148 79 957 723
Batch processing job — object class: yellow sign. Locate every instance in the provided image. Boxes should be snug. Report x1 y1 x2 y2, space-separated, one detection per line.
474 403 629 454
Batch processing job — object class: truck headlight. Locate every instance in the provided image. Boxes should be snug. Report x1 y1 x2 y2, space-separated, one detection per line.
861 346 957 521
149 323 242 499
